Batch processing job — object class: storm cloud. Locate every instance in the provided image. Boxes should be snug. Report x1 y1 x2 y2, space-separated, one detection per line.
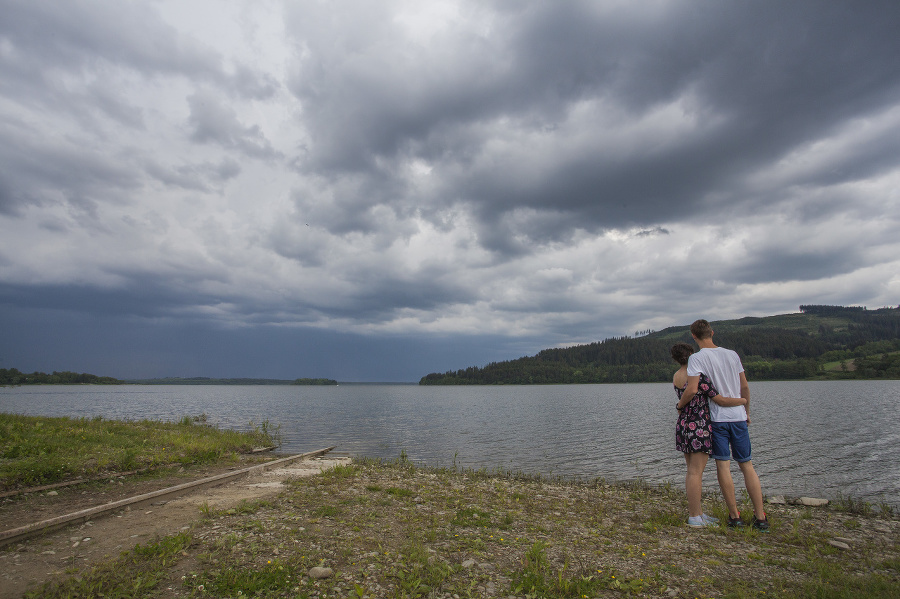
1 0 898 380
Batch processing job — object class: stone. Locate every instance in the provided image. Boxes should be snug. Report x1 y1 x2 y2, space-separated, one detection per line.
798 497 829 507
308 566 333 579
833 536 853 545
827 539 850 550
46 490 58 496
767 495 786 504
461 559 476 569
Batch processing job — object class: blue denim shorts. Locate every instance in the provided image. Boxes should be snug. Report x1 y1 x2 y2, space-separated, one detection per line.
711 421 752 462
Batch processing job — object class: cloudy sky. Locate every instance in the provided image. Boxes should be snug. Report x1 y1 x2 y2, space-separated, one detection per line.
1 0 899 381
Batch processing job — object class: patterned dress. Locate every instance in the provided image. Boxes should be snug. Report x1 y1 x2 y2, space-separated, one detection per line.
674 373 716 454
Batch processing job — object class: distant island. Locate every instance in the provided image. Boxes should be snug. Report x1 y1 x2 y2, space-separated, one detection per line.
0 369 121 386
0 370 338 387
124 377 339 386
420 304 900 385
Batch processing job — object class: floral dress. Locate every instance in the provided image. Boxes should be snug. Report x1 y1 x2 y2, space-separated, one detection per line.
674 373 716 453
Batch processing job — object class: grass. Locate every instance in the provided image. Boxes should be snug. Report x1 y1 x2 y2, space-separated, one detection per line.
24 531 192 598
20 455 899 599
0 412 280 490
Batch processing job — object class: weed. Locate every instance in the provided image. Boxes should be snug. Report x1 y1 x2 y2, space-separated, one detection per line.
834 493 874 516
451 507 493 528
386 486 415 498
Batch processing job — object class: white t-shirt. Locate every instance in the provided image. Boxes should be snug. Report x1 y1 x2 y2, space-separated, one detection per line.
687 347 746 422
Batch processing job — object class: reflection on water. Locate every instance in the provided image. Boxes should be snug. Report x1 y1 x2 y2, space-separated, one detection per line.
1 380 898 507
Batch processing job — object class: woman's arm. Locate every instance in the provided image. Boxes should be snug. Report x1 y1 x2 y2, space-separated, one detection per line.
710 394 747 407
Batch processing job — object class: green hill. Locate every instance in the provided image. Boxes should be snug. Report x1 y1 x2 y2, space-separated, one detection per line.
419 305 900 384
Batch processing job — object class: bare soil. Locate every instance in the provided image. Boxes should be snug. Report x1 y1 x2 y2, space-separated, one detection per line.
0 452 350 598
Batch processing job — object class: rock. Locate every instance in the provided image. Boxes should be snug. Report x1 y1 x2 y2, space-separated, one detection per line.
461 559 476 569
798 497 829 507
767 495 785 504
308 566 333 579
833 536 853 544
827 539 851 550
46 490 58 496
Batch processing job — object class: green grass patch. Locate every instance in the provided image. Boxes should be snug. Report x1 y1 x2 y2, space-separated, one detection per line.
451 506 493 528
190 558 300 597
510 541 652 597
25 532 192 598
0 413 280 490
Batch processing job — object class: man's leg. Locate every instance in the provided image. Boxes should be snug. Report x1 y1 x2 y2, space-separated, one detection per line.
715 459 740 519
737 460 765 520
710 422 740 519
730 421 766 521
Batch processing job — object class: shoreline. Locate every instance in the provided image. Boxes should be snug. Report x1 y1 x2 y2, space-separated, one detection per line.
4 456 898 598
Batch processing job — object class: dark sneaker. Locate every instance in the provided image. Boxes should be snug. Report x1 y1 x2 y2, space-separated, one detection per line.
752 517 770 532
727 516 745 528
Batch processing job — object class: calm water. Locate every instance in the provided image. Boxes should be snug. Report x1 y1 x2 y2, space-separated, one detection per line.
1 381 898 507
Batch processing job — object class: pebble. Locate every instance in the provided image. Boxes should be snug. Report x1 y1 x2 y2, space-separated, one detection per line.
461 559 476 569
46 491 58 496
308 566 333 579
767 495 786 504
833 536 853 544
828 539 851 550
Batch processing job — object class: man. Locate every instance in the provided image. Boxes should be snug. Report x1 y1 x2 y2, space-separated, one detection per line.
681 319 769 531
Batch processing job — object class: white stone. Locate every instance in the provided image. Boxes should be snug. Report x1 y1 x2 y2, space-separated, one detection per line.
827 539 850 550
833 536 853 544
767 495 786 504
461 559 476 569
798 497 829 507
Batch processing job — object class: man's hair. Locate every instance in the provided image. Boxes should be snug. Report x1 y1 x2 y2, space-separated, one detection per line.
690 319 713 339
670 342 694 365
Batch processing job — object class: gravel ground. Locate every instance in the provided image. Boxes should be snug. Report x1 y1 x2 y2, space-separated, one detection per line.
9 456 900 598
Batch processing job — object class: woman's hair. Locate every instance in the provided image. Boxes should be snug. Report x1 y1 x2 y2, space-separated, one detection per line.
671 342 694 365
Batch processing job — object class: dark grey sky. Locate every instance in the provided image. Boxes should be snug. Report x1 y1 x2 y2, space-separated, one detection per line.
1 0 898 381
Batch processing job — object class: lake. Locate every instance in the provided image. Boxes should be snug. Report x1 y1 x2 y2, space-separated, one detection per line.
1 380 898 508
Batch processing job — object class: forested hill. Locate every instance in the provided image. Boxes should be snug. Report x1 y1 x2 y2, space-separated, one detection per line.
419 305 900 385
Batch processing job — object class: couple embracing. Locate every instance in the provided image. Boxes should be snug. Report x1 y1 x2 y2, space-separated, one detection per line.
670 319 769 530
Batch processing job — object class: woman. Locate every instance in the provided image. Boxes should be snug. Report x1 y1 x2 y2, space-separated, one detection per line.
671 342 746 527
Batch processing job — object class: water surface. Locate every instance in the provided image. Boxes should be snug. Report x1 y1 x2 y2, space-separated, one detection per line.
2 380 897 507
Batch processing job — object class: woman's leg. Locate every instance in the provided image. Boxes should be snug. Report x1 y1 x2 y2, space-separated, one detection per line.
684 452 709 517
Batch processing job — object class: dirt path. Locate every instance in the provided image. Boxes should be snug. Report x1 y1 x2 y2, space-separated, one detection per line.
0 453 350 598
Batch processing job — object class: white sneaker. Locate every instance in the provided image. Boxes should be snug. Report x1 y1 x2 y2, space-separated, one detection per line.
701 513 719 524
687 515 715 527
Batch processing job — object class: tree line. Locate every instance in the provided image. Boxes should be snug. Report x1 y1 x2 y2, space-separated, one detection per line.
420 305 900 384
0 368 121 386
1 371 339 386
